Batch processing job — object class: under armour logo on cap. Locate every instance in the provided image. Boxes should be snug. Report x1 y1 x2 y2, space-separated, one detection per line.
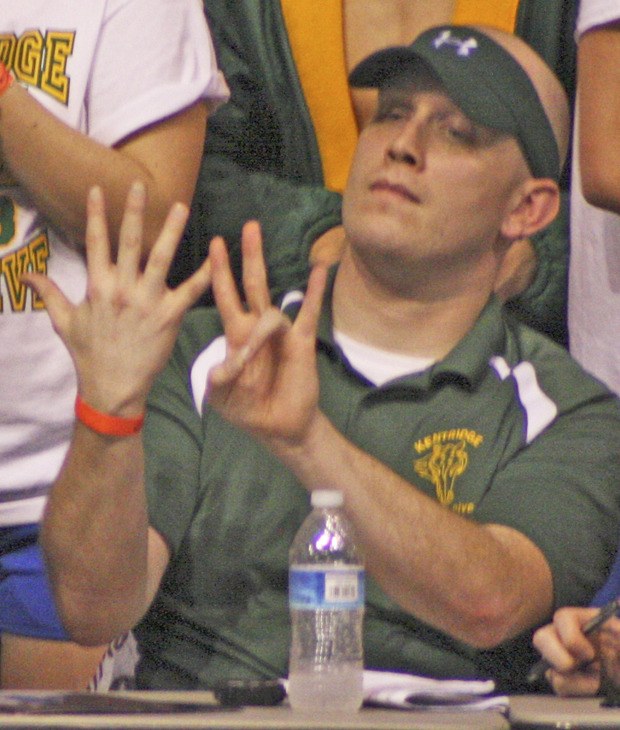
433 30 478 57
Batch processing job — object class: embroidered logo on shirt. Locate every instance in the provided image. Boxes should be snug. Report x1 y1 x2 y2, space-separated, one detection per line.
413 429 483 513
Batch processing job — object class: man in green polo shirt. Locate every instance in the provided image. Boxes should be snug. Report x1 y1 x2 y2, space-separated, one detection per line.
28 25 620 693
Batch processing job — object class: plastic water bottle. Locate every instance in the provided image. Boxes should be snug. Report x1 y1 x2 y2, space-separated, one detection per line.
287 489 365 712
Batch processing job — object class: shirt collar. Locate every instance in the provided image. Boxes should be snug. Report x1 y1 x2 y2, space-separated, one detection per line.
279 267 506 392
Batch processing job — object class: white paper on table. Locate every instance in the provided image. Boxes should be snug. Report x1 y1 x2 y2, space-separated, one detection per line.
362 670 509 711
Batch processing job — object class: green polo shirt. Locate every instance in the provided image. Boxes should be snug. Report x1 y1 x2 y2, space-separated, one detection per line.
136 274 620 692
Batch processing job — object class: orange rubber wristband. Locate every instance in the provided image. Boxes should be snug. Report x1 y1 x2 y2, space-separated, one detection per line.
0 61 14 97
75 395 144 437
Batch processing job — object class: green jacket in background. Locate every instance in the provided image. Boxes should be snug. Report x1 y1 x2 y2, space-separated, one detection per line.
173 0 577 345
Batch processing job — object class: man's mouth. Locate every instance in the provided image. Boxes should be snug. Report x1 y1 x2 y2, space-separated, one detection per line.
369 180 419 203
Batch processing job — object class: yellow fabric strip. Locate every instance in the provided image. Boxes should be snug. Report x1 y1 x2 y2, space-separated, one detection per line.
281 0 520 193
281 0 357 193
452 0 519 33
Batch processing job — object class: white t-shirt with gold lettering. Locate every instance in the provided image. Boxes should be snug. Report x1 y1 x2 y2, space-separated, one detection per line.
0 0 229 524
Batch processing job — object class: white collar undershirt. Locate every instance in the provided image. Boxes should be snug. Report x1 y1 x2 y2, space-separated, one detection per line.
333 330 435 386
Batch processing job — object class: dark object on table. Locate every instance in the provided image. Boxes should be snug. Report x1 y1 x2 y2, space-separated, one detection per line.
0 692 235 715
213 679 286 707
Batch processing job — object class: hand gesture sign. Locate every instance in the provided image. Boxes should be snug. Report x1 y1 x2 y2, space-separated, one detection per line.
22 183 212 417
207 221 327 451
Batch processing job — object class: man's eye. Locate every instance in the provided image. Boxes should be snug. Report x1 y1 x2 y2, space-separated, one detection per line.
446 126 477 144
374 107 408 122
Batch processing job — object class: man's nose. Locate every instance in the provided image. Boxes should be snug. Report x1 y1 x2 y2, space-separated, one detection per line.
386 119 425 167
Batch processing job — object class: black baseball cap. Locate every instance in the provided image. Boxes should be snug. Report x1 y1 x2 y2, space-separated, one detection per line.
349 25 560 181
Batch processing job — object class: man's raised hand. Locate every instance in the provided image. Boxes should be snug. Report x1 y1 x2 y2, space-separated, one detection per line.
207 220 327 448
22 183 212 417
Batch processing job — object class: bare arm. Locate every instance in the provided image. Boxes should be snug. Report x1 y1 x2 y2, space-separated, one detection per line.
578 21 620 213
0 82 207 255
41 424 168 645
275 422 552 648
24 185 212 644
494 238 537 302
207 224 553 650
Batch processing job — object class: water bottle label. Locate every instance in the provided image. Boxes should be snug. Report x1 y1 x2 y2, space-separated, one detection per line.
289 565 365 609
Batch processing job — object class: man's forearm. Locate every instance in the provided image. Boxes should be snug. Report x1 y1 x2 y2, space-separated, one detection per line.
41 425 151 646
271 412 553 648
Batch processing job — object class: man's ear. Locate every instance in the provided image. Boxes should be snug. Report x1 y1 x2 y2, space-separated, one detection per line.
500 179 560 241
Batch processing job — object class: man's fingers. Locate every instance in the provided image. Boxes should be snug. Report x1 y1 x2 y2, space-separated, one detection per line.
243 307 291 364
84 186 112 282
210 236 245 332
210 267 325 389
142 201 189 292
554 608 599 664
533 625 582 673
117 182 147 290
241 220 270 313
172 256 212 313
141 200 210 327
208 308 290 388
533 608 599 673
546 662 601 698
294 264 327 339
21 273 72 338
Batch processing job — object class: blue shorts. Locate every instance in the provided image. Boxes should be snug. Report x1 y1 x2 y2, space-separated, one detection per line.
0 524 69 640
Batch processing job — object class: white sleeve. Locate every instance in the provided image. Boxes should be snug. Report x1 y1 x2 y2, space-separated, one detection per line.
86 0 229 146
576 0 620 40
